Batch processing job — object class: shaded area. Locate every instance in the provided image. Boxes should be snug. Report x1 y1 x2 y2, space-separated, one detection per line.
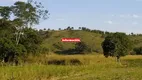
54 49 84 55
47 59 82 65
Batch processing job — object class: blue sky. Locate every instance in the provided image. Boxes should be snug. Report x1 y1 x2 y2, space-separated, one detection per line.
1 0 142 33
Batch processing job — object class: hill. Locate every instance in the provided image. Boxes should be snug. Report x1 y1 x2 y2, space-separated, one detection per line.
41 30 142 54
41 30 104 53
129 35 142 47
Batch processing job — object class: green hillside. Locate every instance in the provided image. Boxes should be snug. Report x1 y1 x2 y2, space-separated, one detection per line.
129 35 142 47
41 30 142 54
41 30 104 53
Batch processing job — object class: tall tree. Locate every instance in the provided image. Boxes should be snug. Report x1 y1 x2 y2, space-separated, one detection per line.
0 6 11 19
0 0 49 63
11 0 49 27
102 32 132 62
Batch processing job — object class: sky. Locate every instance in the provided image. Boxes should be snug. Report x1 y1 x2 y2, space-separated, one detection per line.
1 0 142 34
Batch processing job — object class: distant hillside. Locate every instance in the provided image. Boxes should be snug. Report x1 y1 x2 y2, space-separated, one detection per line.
41 29 142 53
128 35 142 48
41 30 104 53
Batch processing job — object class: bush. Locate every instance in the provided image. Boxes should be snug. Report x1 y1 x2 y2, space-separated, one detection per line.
0 38 26 64
48 59 66 65
36 47 49 54
133 47 142 55
47 59 82 65
70 59 82 65
75 42 88 53
53 42 64 50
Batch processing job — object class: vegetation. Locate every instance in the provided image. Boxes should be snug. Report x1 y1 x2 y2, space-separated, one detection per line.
133 46 142 55
75 42 88 53
1 0 142 80
40 27 142 55
102 32 132 62
42 30 104 54
0 0 49 64
0 54 142 80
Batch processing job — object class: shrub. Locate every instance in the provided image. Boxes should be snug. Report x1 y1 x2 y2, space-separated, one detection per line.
53 42 64 50
48 59 66 65
75 42 88 53
38 47 49 54
70 59 82 65
47 59 82 65
133 47 142 55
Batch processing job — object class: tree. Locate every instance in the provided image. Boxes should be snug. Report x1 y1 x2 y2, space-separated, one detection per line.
67 26 71 30
43 28 46 31
78 27 81 30
48 28 50 31
0 0 49 63
19 27 42 54
58 28 61 30
81 27 86 30
133 47 142 55
11 0 49 27
0 0 49 44
0 0 49 27
102 32 132 62
75 42 87 53
71 27 74 30
0 38 26 63
131 32 134 36
0 6 11 19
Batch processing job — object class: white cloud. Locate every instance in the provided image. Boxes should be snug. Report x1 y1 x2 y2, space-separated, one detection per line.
132 14 139 18
118 14 140 18
111 14 141 18
119 14 131 18
111 15 115 17
132 22 138 25
105 20 113 24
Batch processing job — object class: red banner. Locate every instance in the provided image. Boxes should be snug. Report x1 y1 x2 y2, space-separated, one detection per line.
61 38 81 42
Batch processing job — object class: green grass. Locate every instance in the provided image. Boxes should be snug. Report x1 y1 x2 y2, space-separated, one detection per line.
0 54 142 80
128 35 142 47
41 30 104 52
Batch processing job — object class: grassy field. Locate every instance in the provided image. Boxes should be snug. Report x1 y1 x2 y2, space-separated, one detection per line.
0 54 142 80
